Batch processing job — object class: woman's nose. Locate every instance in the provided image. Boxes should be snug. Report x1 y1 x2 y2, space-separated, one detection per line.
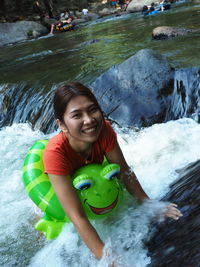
83 113 94 123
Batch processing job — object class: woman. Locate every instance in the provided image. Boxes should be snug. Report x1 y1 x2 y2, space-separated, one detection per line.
43 82 182 259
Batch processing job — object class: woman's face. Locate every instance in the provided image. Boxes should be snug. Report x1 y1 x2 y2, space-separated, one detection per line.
59 95 103 145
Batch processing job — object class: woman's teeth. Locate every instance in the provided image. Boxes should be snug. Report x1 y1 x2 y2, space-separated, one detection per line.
83 127 96 133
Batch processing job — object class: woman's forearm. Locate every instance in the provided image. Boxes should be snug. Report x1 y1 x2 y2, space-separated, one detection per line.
73 216 104 259
48 174 104 259
121 168 149 203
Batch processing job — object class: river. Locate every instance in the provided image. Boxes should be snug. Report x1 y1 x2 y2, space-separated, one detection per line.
0 1 200 266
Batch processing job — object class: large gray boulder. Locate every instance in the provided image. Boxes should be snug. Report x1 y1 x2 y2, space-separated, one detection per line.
0 21 48 46
152 26 194 40
90 49 174 128
127 0 153 12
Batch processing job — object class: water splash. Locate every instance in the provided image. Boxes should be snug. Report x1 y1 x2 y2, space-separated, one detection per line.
0 118 199 266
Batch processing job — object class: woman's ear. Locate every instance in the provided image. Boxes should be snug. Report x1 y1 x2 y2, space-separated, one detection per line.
56 119 68 133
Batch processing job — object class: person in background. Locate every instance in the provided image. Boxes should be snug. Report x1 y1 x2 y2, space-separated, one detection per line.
157 0 165 11
111 0 117 8
82 8 89 16
49 16 74 34
118 0 125 9
43 82 183 260
149 2 155 11
60 9 70 20
33 0 45 21
142 5 149 15
123 0 131 11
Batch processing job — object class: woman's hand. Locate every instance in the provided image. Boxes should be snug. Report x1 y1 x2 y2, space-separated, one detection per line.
164 203 183 220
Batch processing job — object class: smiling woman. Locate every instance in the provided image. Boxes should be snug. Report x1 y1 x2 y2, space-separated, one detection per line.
41 82 183 260
22 139 123 239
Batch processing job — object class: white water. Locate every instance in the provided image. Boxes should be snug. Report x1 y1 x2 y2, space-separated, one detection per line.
1 118 200 267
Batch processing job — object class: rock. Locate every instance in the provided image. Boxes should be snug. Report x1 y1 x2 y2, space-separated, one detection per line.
127 0 153 12
147 159 200 266
165 67 200 122
0 21 48 46
85 12 100 20
73 18 88 25
98 7 117 16
152 26 193 40
90 49 174 128
32 30 41 38
43 18 57 28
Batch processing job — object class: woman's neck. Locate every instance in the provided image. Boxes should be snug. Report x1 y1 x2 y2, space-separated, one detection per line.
64 132 92 155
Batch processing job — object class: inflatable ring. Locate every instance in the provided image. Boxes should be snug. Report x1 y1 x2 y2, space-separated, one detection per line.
22 140 123 239
55 23 74 32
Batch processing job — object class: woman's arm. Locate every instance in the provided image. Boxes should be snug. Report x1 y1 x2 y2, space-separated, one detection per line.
106 141 183 220
48 173 104 259
106 141 149 202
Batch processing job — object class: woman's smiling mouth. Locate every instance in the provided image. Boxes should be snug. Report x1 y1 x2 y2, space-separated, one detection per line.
82 127 96 134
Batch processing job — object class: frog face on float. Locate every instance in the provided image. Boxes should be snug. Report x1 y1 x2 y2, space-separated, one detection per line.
72 163 123 219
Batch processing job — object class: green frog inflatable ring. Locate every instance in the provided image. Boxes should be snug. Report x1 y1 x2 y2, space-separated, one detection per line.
22 140 123 240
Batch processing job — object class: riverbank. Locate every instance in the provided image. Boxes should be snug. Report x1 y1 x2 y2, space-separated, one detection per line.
1 3 200 264
0 0 183 47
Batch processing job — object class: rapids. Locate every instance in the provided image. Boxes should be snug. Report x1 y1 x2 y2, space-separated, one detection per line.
0 1 200 266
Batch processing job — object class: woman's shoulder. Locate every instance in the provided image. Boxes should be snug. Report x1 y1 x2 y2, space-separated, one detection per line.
102 120 116 136
97 120 117 149
46 132 68 151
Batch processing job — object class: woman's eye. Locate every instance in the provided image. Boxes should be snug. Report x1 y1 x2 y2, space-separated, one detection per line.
72 114 81 119
90 107 98 113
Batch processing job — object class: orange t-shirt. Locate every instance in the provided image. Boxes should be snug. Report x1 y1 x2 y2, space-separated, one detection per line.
43 120 117 176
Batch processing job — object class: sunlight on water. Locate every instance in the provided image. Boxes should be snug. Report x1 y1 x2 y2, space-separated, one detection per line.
0 2 199 84
1 118 200 266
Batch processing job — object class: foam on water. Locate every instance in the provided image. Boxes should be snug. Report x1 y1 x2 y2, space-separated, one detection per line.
16 50 53 62
1 118 200 266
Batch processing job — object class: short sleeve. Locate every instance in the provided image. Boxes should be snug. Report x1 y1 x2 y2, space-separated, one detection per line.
43 148 71 176
103 121 117 153
43 133 74 176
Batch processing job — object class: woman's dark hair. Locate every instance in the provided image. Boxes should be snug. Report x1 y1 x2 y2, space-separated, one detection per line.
54 82 104 122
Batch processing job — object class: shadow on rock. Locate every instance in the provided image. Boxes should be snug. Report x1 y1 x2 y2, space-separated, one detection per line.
146 160 200 267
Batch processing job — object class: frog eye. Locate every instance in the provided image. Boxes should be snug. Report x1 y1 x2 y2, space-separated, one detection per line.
101 164 120 180
73 174 94 190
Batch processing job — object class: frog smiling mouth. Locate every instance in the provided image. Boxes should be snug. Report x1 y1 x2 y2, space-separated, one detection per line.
85 194 119 215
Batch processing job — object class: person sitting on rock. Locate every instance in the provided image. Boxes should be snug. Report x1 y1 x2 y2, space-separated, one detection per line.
142 5 149 15
111 0 117 8
49 16 74 34
149 2 155 12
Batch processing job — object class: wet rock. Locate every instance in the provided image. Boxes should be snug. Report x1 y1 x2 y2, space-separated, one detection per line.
75 11 100 21
147 159 200 267
152 26 193 40
43 18 57 28
91 49 174 128
1 49 199 133
165 67 200 123
98 7 117 16
32 30 41 38
73 18 88 25
127 0 153 12
0 21 48 46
